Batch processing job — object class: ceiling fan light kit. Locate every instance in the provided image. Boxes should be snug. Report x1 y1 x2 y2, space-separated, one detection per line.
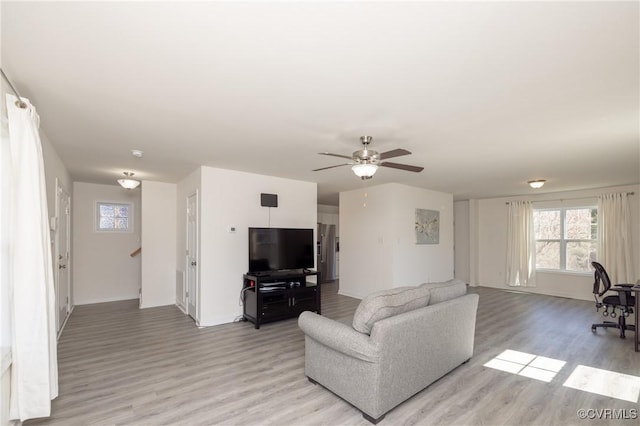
314 135 424 179
117 171 141 189
352 163 378 179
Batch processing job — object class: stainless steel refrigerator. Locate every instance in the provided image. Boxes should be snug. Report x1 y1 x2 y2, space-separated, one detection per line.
317 223 337 283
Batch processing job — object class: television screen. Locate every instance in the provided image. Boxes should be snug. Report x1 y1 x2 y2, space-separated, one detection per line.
248 227 314 273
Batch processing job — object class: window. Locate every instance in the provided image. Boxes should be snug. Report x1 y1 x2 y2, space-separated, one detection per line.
533 207 597 272
96 202 132 232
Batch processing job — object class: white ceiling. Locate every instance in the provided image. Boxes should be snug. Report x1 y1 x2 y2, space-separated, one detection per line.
2 1 638 205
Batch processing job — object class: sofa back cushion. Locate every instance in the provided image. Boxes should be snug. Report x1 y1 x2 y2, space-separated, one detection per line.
352 286 431 335
420 279 467 305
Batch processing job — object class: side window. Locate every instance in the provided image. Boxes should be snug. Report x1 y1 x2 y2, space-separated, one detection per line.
96 202 132 233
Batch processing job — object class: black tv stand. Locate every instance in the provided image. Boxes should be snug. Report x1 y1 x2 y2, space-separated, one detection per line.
242 270 320 329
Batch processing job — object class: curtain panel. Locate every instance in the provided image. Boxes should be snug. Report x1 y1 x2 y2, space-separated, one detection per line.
6 94 58 421
598 193 634 283
506 201 536 287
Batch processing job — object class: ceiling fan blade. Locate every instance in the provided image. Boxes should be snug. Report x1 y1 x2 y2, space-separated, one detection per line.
312 163 352 172
380 162 424 173
379 148 411 160
319 152 353 160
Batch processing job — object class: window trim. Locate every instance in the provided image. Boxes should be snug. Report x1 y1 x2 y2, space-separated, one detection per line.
534 206 597 274
95 201 134 233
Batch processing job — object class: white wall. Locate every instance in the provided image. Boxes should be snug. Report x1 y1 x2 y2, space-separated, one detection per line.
176 166 317 327
318 204 339 231
391 184 454 285
339 183 454 299
140 181 177 308
456 184 640 301
454 200 470 283
72 182 141 304
339 184 394 297
318 204 339 214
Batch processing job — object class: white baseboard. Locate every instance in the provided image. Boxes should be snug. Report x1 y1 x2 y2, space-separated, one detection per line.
337 290 363 300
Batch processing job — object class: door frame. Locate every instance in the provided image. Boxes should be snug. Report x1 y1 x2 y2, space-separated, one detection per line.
185 190 200 324
53 178 71 336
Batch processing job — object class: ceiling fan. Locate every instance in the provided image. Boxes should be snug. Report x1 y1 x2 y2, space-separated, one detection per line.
313 136 424 180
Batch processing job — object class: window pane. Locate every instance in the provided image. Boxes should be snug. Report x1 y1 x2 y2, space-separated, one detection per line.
100 204 115 217
566 241 597 272
536 241 560 269
99 217 114 229
114 218 128 229
534 210 560 239
565 209 595 240
116 206 129 218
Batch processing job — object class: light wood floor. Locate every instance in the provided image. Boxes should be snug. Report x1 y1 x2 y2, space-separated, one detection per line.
27 283 639 426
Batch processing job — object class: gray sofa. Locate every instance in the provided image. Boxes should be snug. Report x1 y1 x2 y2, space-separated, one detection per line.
298 279 479 424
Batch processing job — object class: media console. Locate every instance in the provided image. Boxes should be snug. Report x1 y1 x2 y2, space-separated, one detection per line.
242 270 321 329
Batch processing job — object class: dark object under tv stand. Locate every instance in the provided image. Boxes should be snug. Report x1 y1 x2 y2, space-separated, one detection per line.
242 270 321 329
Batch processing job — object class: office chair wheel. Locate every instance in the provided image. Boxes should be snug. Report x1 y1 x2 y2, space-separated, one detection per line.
602 309 609 317
610 311 617 319
592 325 597 333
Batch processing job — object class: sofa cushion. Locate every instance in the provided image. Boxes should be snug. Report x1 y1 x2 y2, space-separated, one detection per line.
352 286 431 334
420 279 467 305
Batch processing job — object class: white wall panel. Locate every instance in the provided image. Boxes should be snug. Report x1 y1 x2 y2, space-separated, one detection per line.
340 183 454 299
141 181 177 308
72 182 141 304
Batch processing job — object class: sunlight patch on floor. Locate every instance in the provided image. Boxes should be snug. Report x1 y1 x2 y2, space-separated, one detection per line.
484 349 566 383
563 365 640 403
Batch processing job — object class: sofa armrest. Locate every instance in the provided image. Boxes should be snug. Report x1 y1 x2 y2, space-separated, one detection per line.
298 311 379 363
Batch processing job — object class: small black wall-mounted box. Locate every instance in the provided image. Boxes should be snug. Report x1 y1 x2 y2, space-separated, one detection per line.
260 193 278 207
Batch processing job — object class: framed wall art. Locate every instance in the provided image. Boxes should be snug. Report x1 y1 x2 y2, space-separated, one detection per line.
415 208 439 244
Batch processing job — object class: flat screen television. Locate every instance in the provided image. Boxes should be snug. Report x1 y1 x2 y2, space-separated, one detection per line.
248 227 314 273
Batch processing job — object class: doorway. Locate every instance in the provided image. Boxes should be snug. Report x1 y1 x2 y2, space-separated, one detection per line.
54 179 71 334
186 191 199 323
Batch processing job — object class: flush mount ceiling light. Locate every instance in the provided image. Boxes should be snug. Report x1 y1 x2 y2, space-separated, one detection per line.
528 179 546 189
131 149 144 158
117 172 141 189
352 163 378 179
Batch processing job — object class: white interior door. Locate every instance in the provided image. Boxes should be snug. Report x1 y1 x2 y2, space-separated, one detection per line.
186 192 199 322
55 182 71 332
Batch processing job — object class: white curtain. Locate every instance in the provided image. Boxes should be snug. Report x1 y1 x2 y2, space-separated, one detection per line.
598 192 634 283
506 201 536 287
6 94 58 421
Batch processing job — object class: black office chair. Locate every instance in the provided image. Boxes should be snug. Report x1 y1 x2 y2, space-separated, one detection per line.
591 261 636 338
